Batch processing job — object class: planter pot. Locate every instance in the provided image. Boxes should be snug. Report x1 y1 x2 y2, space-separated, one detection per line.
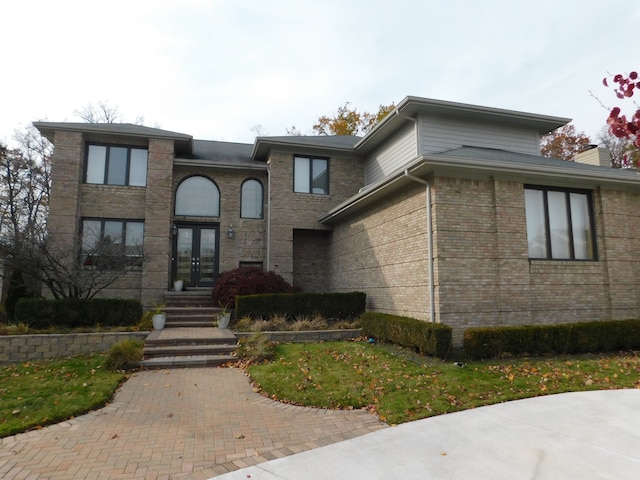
218 313 231 329
173 280 184 291
152 313 166 330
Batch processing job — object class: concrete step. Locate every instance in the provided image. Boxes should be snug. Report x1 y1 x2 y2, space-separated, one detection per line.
165 319 216 328
144 343 237 358
163 290 214 307
139 355 238 369
165 306 218 315
145 332 236 347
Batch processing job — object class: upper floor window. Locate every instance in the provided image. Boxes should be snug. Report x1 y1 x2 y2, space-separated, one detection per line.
294 156 329 195
524 185 596 260
175 176 220 217
85 144 148 186
241 179 263 218
81 218 144 268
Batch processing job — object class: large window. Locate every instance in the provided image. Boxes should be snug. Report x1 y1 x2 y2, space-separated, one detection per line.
524 186 596 260
81 219 144 268
175 176 220 217
294 156 329 194
241 179 263 218
85 144 148 186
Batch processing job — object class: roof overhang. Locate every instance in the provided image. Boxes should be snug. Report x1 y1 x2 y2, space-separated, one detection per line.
174 158 268 172
251 135 360 160
33 122 193 156
354 96 571 155
320 149 640 225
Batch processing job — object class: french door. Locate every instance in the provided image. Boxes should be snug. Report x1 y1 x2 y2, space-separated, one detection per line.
172 224 219 287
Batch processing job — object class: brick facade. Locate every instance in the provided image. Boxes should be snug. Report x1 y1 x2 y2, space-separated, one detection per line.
267 149 363 285
328 182 430 319
36 97 640 348
326 174 640 345
172 166 268 275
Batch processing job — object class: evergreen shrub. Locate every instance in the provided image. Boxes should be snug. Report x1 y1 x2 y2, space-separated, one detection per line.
463 319 640 359
360 312 452 359
235 291 366 321
15 298 143 330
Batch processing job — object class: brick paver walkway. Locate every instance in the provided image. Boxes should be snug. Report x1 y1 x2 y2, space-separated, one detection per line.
0 368 386 479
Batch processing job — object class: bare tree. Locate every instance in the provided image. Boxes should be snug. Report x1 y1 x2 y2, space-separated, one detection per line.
73 100 122 123
13 233 144 299
1 121 145 299
73 101 145 125
598 126 640 168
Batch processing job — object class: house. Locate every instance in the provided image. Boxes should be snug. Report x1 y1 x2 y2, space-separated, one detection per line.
34 96 640 345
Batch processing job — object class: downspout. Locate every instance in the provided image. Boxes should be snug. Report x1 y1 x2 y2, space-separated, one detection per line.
404 170 436 324
266 160 272 270
398 112 435 323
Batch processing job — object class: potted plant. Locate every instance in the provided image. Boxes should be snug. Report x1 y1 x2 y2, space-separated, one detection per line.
152 302 166 330
217 301 231 329
173 278 185 292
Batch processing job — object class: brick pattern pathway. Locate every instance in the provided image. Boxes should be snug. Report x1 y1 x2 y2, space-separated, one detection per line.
0 368 386 479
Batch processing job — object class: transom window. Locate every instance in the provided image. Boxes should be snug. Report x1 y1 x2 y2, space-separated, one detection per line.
524 185 596 260
85 144 148 186
81 219 144 268
294 156 329 195
175 176 220 217
241 179 263 218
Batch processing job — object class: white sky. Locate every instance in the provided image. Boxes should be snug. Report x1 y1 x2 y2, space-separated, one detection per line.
2 0 638 146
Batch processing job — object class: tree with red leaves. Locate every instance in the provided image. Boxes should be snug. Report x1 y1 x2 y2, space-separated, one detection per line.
603 72 640 149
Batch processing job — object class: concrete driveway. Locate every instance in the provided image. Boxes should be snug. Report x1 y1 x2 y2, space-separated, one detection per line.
215 389 640 480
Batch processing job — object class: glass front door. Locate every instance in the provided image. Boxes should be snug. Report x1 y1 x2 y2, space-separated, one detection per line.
173 224 219 287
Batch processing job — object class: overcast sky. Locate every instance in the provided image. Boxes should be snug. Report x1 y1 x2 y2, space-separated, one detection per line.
2 0 638 147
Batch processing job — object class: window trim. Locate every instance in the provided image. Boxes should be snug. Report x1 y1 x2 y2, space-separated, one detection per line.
293 155 329 195
84 143 148 186
524 185 597 261
80 218 145 269
174 175 221 217
240 178 264 219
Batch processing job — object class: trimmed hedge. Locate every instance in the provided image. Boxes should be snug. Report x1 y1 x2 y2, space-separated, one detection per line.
235 292 366 320
360 312 452 359
463 319 640 360
14 298 143 330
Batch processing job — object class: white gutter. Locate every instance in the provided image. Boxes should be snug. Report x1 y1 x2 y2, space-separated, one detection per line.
266 160 272 270
404 169 436 324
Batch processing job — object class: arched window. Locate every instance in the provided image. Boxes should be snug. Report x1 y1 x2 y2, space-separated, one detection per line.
175 176 220 217
241 179 263 219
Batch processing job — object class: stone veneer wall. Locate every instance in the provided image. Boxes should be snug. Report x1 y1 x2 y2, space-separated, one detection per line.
0 332 149 364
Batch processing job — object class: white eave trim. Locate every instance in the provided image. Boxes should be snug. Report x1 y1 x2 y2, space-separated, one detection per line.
320 154 640 224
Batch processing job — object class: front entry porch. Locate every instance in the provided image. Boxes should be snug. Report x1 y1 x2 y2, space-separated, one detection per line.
140 289 238 368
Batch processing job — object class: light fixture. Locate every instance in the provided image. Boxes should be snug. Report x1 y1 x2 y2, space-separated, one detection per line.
172 224 177 236
227 225 235 239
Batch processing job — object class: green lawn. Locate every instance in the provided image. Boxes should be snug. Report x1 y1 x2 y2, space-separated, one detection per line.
0 354 126 437
248 341 640 425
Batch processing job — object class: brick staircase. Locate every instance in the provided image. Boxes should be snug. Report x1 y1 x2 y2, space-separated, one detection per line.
140 289 239 369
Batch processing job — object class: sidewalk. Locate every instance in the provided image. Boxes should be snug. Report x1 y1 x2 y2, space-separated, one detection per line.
215 389 640 480
0 368 385 479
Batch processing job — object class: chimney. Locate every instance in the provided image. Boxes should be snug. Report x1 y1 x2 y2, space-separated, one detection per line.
573 145 611 167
